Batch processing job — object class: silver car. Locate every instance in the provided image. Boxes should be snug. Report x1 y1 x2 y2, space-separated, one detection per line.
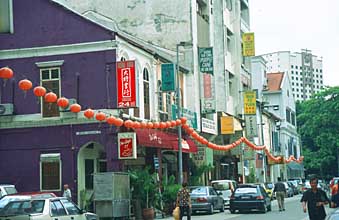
190 186 224 214
0 197 96 220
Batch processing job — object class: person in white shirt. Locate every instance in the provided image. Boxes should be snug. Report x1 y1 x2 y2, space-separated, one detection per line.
63 184 72 201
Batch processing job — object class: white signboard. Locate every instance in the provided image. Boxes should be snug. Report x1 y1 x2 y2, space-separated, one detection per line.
201 118 217 135
245 115 258 139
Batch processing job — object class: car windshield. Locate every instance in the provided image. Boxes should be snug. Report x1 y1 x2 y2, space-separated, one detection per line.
191 187 207 195
3 187 17 195
0 196 27 209
265 183 274 189
235 187 257 194
212 182 229 190
1 200 45 215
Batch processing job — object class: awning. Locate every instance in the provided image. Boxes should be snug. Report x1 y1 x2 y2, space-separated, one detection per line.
135 129 197 153
287 161 304 171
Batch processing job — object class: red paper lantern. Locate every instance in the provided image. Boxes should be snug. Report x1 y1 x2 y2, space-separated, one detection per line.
166 121 172 128
96 112 106 122
180 117 187 124
159 122 167 129
0 67 14 79
115 118 124 127
134 121 141 129
175 119 182 126
57 97 69 109
33 86 46 97
18 79 32 91
124 120 133 128
153 122 160 129
70 104 81 113
44 92 57 103
147 122 154 129
84 109 95 119
140 121 147 129
202 138 208 145
106 116 116 125
187 127 194 134
171 120 177 127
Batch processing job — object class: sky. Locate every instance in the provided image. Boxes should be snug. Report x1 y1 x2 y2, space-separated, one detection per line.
250 0 339 87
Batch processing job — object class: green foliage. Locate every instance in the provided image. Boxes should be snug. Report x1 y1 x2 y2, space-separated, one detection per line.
188 159 213 185
297 86 339 178
129 167 157 209
157 175 181 214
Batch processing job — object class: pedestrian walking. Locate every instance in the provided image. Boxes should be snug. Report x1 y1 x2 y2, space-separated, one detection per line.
273 177 287 211
63 184 72 201
301 177 330 220
176 182 191 220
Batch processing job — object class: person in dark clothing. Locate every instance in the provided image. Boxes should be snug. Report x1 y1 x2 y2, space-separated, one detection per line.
274 177 287 211
301 177 330 220
176 182 191 220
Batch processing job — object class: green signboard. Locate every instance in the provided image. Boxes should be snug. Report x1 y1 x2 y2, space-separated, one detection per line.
198 47 213 74
161 63 176 92
171 104 197 129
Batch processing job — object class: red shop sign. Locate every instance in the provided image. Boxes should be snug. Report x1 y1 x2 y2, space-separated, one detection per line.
118 132 137 159
116 60 137 108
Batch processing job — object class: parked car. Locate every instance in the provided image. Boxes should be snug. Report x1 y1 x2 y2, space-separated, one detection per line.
189 186 224 214
288 181 299 195
0 197 97 220
229 184 271 214
0 185 17 198
211 179 238 208
282 182 294 197
326 207 339 220
0 192 56 210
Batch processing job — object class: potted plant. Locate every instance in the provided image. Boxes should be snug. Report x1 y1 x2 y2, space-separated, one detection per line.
129 167 157 220
160 175 181 215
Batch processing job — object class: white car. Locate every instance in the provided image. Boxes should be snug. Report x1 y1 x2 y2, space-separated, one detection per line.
0 185 17 198
0 197 97 220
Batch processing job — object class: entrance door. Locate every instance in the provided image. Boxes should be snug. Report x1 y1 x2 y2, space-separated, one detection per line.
85 159 94 190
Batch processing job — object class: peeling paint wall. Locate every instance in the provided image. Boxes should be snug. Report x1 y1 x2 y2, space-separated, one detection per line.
58 0 192 51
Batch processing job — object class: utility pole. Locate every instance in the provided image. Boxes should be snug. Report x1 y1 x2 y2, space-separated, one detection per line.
176 41 192 184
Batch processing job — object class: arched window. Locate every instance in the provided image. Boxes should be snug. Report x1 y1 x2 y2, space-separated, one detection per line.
143 68 150 119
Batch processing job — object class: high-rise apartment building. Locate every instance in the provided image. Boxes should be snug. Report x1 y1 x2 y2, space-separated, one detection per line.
261 49 324 102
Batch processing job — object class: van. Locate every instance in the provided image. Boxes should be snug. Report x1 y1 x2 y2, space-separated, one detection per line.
0 185 17 198
211 180 237 208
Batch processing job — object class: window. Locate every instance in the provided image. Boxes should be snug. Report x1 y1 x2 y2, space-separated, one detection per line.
40 153 61 191
40 67 61 117
286 109 291 123
0 0 13 33
51 200 67 216
60 199 81 215
143 68 150 119
291 112 296 126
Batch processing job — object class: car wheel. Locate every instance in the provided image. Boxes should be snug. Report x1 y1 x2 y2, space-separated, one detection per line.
208 204 214 214
230 209 235 214
220 204 225 212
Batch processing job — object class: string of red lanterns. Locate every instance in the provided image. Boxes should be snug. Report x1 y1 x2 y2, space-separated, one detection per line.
1 66 304 164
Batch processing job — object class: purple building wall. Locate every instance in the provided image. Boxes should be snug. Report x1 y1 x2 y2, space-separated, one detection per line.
0 0 121 200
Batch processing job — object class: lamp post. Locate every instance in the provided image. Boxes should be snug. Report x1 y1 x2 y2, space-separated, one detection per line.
176 41 192 184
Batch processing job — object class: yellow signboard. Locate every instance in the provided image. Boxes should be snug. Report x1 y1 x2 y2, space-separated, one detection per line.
242 32 255 57
243 91 256 115
220 116 235 134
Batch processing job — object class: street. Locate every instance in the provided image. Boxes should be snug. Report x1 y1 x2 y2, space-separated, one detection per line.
158 194 335 220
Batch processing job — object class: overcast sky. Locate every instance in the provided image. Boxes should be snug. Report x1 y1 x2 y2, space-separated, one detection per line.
250 0 339 87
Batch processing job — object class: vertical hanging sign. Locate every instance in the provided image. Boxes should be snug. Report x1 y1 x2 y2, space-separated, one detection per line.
118 132 137 159
243 91 257 115
161 63 176 92
198 47 213 74
116 60 136 108
242 32 255 57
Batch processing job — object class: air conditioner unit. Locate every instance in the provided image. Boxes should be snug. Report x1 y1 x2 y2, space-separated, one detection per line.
59 98 77 112
159 111 168 122
0 103 14 116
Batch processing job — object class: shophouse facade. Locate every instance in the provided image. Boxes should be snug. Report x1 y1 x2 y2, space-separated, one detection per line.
60 0 252 184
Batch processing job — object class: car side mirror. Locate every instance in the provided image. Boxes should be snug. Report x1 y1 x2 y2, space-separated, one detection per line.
80 209 86 214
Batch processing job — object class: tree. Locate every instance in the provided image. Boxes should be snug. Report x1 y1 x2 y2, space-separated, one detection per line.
296 86 339 179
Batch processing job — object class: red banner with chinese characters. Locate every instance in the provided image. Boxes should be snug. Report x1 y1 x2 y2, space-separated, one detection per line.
118 132 137 159
116 60 136 108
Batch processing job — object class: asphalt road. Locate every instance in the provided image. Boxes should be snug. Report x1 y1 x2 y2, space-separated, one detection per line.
157 194 335 220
